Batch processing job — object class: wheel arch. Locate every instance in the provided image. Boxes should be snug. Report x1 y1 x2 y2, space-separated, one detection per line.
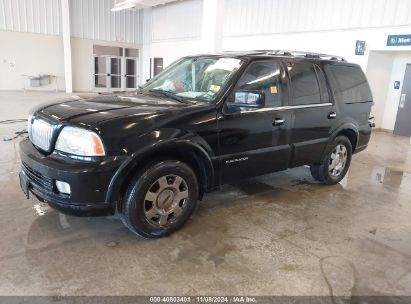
106 140 215 210
330 123 359 153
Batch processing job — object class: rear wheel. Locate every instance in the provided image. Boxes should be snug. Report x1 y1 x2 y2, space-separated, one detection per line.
310 135 352 185
121 160 198 239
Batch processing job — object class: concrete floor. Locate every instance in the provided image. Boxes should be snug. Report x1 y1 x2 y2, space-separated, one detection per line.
1 91 411 297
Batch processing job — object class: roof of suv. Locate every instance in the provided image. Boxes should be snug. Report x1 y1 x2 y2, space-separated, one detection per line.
192 50 347 63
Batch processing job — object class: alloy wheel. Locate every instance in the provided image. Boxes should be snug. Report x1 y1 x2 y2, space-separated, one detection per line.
329 144 348 177
144 175 189 227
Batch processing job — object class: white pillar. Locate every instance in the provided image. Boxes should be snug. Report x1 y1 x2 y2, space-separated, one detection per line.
141 8 153 84
61 0 73 93
201 0 225 52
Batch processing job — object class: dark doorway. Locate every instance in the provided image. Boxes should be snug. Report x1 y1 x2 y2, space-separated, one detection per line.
394 64 411 137
154 58 164 76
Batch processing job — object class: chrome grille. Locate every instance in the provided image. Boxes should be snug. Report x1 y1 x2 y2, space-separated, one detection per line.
29 118 54 151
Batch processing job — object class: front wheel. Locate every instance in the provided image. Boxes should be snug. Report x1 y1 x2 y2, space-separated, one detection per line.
310 136 352 185
121 160 199 239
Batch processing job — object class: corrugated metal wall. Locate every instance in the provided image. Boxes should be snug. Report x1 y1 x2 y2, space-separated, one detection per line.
70 0 143 44
0 0 143 44
3 0 411 42
223 0 411 37
0 0 62 35
151 0 202 42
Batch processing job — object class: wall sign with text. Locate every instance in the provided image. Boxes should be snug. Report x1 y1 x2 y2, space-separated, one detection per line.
387 35 411 46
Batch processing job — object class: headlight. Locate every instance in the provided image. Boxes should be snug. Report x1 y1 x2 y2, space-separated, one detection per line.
55 126 105 156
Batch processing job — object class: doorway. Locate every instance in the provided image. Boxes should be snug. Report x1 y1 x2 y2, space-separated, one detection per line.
394 64 411 137
93 45 139 92
153 58 164 76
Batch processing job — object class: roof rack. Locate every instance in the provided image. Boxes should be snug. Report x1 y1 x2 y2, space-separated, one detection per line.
266 50 346 61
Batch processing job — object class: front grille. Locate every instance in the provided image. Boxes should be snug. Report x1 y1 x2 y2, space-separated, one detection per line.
29 118 54 151
22 162 53 192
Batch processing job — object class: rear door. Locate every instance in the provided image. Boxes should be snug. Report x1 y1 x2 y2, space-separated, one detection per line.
218 59 292 183
286 61 336 167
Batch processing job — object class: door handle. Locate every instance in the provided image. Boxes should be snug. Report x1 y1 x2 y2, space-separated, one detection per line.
328 111 337 119
399 94 406 108
273 118 285 126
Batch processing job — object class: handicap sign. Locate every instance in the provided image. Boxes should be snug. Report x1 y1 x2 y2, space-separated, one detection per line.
394 81 401 90
387 35 411 46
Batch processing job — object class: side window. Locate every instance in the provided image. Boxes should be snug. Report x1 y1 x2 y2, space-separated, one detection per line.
314 65 330 103
288 62 321 105
231 61 283 108
325 64 372 104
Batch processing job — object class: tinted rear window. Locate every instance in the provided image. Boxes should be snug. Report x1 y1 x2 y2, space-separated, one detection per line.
325 64 372 104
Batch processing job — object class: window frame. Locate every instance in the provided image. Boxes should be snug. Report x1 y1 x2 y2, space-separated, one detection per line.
313 64 331 104
224 59 287 112
324 62 373 105
287 60 324 106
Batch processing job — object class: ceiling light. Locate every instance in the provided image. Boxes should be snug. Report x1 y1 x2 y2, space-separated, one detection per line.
111 2 136 12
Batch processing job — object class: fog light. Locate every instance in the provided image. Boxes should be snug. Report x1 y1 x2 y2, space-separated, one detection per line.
56 180 71 195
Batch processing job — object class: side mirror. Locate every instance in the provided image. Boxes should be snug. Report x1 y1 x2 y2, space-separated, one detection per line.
227 91 265 111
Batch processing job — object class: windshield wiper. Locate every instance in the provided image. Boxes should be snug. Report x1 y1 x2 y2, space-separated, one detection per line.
148 89 190 104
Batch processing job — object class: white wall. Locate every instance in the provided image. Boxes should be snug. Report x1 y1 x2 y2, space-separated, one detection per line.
141 7 153 84
0 31 65 91
0 0 62 35
151 0 202 42
382 52 411 130
0 0 144 44
223 0 411 37
366 52 394 128
70 0 144 44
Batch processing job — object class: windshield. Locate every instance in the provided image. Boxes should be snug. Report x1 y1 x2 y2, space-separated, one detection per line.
142 57 243 102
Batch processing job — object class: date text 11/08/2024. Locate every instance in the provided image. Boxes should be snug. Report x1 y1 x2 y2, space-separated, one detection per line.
149 296 257 303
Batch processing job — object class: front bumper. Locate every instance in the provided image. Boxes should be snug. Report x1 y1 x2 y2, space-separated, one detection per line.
19 139 127 216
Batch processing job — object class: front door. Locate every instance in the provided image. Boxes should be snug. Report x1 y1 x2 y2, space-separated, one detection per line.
394 64 411 137
218 60 292 184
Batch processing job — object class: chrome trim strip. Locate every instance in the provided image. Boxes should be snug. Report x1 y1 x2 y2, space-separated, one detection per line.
240 103 333 113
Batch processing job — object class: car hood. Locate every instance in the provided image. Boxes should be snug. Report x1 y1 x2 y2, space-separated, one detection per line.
37 93 208 128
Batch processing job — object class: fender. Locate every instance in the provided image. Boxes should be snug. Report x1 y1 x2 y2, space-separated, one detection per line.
105 129 216 204
328 121 359 149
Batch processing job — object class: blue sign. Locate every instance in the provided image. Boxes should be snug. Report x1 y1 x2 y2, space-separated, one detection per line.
394 81 401 89
387 35 411 46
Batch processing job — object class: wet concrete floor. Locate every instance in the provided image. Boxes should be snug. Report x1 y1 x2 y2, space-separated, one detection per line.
0 91 411 296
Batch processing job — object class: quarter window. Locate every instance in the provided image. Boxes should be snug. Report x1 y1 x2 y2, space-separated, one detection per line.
325 64 372 104
288 62 321 105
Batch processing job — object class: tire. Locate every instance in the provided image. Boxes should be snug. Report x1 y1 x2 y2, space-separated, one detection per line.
121 160 199 239
310 135 352 185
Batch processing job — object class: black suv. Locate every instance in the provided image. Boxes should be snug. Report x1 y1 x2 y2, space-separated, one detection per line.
19 51 373 238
